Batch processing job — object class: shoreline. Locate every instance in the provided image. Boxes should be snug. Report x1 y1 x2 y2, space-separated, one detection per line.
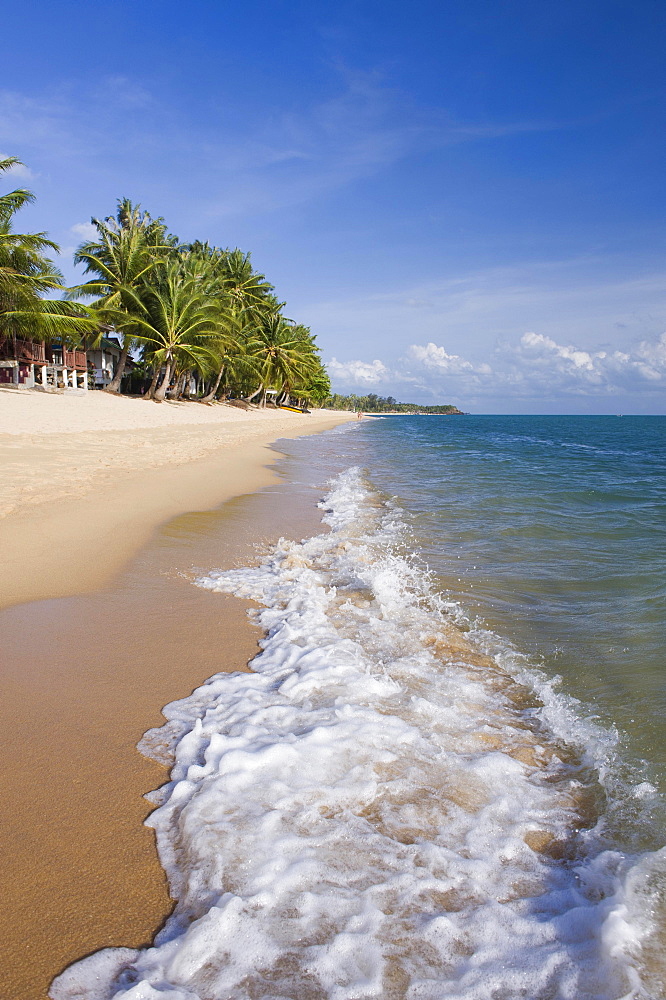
0 390 355 609
0 393 354 999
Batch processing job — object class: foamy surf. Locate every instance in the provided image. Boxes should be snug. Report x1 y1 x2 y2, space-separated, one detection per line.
51 468 665 1000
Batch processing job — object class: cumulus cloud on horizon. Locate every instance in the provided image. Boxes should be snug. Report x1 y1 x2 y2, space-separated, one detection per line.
507 331 666 392
328 331 666 401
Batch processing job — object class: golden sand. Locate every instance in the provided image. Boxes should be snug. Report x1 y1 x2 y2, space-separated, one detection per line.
0 388 354 609
0 390 353 998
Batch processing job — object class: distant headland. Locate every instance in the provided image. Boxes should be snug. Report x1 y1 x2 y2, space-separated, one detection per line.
323 393 464 415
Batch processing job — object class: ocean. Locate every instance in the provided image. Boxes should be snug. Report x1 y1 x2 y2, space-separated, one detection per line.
52 414 666 1000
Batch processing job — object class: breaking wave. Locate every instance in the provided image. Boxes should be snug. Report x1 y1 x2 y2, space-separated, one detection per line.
51 468 666 1000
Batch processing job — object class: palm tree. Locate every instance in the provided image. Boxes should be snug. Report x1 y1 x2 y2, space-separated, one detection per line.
189 247 272 403
0 156 94 344
132 257 229 402
68 199 173 392
246 311 313 405
291 361 331 408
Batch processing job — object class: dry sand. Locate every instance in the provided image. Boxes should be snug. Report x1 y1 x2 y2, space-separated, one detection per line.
0 387 355 608
0 389 355 999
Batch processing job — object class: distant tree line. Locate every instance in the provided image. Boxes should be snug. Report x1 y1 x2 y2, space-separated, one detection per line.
323 393 463 414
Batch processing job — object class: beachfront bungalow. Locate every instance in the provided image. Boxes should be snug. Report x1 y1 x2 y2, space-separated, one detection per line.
86 335 123 389
0 335 88 390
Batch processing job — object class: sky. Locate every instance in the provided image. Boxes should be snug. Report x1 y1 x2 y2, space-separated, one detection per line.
2 0 665 413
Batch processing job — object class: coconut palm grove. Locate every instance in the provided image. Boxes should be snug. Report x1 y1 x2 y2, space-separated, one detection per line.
1 155 332 407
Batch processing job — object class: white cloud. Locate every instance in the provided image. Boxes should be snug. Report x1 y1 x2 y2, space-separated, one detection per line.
343 331 666 404
303 260 666 358
409 342 472 372
513 331 608 384
507 331 666 393
519 331 600 370
408 342 492 375
70 221 97 240
102 76 152 109
635 332 666 381
328 357 392 385
301 257 666 411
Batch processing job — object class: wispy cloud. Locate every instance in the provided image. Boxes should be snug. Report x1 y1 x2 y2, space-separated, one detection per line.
102 76 153 110
202 70 570 218
0 90 84 157
0 63 569 225
70 221 97 240
304 257 666 366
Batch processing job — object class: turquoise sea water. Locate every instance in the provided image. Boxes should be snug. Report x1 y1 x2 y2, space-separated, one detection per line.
295 414 666 799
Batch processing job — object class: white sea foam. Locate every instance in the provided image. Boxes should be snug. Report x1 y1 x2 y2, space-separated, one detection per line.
51 468 665 1000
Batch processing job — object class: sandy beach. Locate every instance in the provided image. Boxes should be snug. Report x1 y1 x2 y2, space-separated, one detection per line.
0 389 354 999
0 388 355 609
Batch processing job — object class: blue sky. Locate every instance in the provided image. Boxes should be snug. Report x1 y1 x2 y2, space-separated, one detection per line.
2 0 665 412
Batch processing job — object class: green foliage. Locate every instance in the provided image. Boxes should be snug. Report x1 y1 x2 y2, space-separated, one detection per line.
65 197 333 402
0 156 95 341
68 198 173 336
2 157 409 410
323 393 463 414
130 255 231 400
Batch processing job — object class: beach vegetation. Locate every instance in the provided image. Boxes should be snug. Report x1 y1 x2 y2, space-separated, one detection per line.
186 245 272 403
324 393 463 414
67 198 174 392
68 201 330 406
132 255 233 402
0 156 95 346
1 160 333 406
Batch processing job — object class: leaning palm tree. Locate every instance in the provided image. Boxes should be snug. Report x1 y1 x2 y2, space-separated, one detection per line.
133 257 228 402
67 199 174 391
0 157 52 310
195 317 243 403
0 156 95 343
245 311 313 405
291 361 331 408
187 247 272 403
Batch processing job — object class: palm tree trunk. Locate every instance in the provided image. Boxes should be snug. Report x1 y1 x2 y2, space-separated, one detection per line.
245 382 263 403
105 340 130 394
145 365 160 399
167 370 186 399
200 365 225 403
153 360 172 403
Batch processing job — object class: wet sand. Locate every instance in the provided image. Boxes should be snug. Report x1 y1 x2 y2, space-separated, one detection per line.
0 394 352 998
0 456 330 1000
